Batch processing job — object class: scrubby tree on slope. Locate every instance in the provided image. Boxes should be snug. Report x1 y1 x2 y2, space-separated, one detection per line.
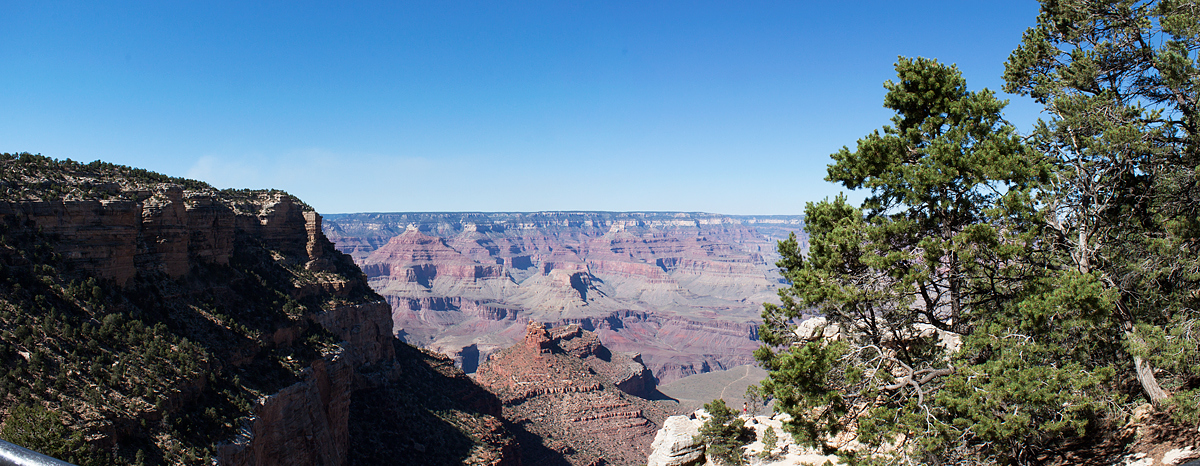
694 399 754 465
757 56 1069 464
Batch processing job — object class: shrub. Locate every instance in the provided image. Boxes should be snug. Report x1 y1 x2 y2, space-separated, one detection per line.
0 403 98 465
695 399 754 465
758 426 778 460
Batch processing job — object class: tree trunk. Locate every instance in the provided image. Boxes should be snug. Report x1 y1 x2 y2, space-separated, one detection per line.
1115 299 1171 404
1126 328 1171 404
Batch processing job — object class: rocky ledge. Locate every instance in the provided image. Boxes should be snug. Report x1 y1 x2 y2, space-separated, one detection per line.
475 321 681 466
0 154 515 465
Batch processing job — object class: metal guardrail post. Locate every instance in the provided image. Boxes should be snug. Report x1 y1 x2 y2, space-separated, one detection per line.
0 439 77 466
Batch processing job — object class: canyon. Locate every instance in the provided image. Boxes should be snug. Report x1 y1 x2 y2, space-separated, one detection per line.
323 211 805 384
0 155 518 465
475 321 678 465
0 154 811 465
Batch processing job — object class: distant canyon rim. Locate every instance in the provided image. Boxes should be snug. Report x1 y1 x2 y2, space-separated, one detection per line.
322 211 806 384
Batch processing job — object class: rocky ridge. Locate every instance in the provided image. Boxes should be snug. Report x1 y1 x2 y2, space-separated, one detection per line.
0 153 517 465
324 212 804 384
475 321 680 466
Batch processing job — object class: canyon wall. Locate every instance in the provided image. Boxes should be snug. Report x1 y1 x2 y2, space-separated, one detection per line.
0 155 517 465
323 212 804 384
1 187 395 465
0 188 326 286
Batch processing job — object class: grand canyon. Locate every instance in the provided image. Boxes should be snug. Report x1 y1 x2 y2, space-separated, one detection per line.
0 153 819 466
322 211 805 385
2 153 1197 466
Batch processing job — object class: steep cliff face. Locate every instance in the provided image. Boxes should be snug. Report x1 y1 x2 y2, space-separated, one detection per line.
475 322 679 466
0 154 516 466
0 188 326 286
324 212 804 384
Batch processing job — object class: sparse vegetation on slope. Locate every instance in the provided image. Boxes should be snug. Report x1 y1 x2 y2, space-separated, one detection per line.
0 152 378 464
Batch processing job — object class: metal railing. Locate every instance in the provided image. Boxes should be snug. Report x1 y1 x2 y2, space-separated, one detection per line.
0 440 76 466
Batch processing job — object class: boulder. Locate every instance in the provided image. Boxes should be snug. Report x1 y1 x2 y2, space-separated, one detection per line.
646 415 705 466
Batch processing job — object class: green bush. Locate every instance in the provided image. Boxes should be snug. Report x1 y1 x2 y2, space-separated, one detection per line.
695 399 754 465
758 426 778 460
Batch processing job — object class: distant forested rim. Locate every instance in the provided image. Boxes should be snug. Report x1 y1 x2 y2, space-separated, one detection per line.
754 1 1200 465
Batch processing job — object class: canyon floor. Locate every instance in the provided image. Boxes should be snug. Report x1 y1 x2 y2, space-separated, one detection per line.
657 364 768 414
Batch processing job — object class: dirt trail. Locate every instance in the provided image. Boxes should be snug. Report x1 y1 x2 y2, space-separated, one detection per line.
718 365 753 401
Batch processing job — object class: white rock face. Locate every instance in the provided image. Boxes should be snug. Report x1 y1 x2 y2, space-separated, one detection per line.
1122 452 1155 466
646 414 705 466
794 317 840 341
647 410 846 466
1163 446 1197 465
743 414 843 466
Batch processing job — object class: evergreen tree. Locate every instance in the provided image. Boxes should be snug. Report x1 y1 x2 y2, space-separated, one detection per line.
754 57 1118 463
694 399 753 466
1004 0 1200 416
757 426 778 460
0 403 98 465
756 3 1200 461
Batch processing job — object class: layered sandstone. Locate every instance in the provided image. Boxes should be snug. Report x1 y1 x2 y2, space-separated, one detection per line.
475 322 679 466
0 155 517 466
0 188 327 286
323 212 804 384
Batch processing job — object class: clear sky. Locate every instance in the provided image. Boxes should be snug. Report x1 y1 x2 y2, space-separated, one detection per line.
2 1 1042 215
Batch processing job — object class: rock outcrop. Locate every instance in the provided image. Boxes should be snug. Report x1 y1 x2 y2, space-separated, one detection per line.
475 322 680 466
645 411 845 466
0 177 395 465
0 188 327 287
549 324 658 399
0 154 518 466
323 212 805 384
645 415 704 466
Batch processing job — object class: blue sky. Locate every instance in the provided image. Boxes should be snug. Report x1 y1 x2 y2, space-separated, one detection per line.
2 1 1042 214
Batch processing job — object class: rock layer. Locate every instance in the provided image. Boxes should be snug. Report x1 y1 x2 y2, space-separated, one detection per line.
0 185 376 466
475 322 680 466
0 155 519 466
0 189 325 286
324 212 804 384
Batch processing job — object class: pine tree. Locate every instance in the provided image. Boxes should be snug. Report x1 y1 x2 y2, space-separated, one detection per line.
756 56 1053 460
0 403 97 465
757 426 778 460
694 399 753 465
1004 0 1200 417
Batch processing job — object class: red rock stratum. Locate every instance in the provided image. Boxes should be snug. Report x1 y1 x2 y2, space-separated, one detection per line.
323 212 806 384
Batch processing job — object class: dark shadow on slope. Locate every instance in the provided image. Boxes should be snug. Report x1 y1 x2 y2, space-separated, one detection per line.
504 420 572 466
569 272 589 301
348 341 538 465
347 384 478 466
638 386 678 402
